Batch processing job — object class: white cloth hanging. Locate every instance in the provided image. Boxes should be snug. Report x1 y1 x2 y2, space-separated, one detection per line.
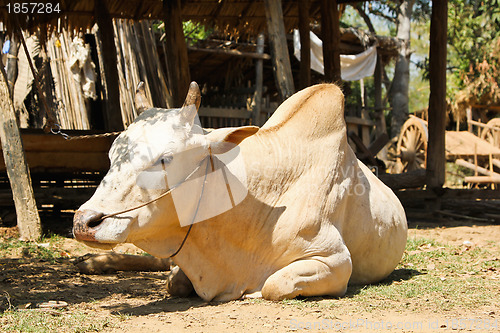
293 29 377 81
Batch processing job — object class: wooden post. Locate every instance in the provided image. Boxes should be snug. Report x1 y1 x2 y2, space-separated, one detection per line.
426 0 448 189
264 0 295 101
95 1 124 131
0 66 42 241
298 0 311 89
163 0 191 107
321 0 341 83
374 53 386 135
466 106 472 133
253 33 265 126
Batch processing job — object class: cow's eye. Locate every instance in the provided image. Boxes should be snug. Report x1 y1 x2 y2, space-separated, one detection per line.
159 155 173 166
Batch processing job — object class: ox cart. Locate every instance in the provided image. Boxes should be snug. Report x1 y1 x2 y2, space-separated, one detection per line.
396 114 500 186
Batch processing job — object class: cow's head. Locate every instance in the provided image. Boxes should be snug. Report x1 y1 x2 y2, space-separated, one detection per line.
73 82 258 255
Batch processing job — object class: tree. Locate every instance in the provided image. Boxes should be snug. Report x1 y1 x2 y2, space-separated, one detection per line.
353 0 431 138
448 0 500 113
390 0 415 139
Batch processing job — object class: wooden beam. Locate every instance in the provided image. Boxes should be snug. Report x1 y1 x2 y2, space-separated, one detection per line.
426 0 448 189
379 169 427 190
0 66 42 241
468 119 500 131
199 107 252 119
187 46 271 60
455 159 500 177
298 0 311 89
163 0 191 107
95 1 124 131
321 0 341 83
464 176 500 184
345 116 375 127
264 0 295 101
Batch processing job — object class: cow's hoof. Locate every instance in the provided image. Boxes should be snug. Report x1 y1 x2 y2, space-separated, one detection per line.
166 266 195 297
243 291 262 299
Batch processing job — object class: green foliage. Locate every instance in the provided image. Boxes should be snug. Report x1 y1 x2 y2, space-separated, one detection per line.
448 0 500 105
152 20 211 46
182 21 212 45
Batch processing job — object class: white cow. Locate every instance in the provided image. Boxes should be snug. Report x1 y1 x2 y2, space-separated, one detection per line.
73 82 407 301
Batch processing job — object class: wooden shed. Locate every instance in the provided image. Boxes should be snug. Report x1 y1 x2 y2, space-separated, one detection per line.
0 0 449 239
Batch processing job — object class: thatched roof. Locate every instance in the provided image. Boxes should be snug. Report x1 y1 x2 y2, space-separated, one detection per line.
0 0 369 37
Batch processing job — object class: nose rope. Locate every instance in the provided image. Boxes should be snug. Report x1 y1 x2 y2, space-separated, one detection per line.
97 148 214 258
169 152 212 258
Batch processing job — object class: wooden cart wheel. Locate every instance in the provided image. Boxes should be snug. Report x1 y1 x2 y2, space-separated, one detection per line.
396 116 428 172
480 118 500 147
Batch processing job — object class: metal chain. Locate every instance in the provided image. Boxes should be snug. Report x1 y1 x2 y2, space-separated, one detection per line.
49 123 122 140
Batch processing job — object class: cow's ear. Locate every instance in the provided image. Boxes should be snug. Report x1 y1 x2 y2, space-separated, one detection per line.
180 82 201 126
206 126 259 154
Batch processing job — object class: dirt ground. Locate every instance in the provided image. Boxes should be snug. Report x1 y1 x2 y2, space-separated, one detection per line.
1 218 499 332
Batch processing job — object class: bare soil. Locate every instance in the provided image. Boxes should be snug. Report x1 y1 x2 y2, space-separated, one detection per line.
1 218 499 332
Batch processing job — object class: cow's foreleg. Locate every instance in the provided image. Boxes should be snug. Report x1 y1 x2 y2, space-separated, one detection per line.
261 252 352 301
73 253 171 274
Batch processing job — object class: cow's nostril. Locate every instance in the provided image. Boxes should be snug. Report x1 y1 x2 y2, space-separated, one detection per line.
73 210 105 241
77 210 105 229
88 215 104 229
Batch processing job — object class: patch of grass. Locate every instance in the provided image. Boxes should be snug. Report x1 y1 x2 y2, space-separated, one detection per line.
0 309 124 333
0 234 67 263
281 298 320 308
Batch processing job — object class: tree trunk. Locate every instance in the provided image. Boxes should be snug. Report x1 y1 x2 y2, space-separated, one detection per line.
389 0 415 139
0 66 42 241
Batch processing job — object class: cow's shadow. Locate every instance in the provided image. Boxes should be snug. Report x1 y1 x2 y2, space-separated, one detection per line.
103 268 424 316
343 267 424 298
104 296 209 316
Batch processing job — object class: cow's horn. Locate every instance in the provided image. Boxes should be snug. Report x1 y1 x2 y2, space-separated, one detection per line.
134 81 152 114
180 82 201 126
182 82 201 110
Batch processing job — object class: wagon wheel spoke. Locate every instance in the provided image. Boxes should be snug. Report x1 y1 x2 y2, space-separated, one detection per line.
397 118 427 172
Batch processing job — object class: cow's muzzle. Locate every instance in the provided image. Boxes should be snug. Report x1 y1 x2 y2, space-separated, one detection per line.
73 209 104 242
